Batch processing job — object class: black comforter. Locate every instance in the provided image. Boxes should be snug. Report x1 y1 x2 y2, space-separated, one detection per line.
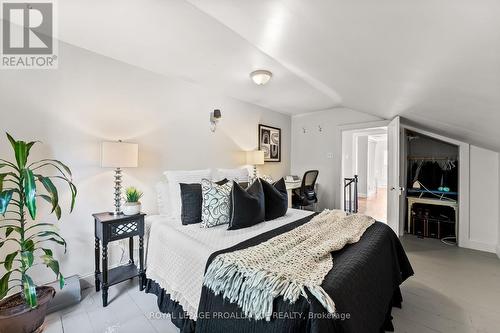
146 214 413 333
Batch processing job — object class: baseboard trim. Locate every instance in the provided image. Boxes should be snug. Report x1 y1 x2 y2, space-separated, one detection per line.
78 262 128 290
460 239 497 254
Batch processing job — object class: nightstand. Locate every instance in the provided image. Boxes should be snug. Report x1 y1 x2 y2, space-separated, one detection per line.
93 212 146 307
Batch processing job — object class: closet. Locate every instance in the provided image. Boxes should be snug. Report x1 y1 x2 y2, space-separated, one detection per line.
403 130 459 245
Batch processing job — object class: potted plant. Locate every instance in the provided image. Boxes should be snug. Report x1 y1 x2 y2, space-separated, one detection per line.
123 187 143 216
0 133 76 333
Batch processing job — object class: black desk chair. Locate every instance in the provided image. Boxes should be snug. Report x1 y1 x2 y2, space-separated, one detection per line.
292 170 319 210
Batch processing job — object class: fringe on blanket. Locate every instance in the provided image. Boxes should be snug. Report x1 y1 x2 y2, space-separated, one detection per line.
204 255 336 321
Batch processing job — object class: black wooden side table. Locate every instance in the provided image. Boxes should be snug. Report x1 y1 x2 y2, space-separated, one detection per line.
93 212 146 307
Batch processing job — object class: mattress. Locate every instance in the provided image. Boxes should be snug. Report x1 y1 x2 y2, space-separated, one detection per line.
145 208 315 318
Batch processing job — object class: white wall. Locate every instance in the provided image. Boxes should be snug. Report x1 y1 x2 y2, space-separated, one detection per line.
498 153 500 259
291 108 381 210
356 136 369 196
374 139 388 187
468 146 499 253
0 42 291 284
367 139 377 196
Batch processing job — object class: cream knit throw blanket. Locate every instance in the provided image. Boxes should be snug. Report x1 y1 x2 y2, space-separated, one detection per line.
203 210 375 320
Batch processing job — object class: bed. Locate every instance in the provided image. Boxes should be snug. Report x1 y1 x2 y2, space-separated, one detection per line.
144 208 413 333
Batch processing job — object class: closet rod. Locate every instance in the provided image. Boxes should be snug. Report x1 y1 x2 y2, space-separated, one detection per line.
407 156 457 161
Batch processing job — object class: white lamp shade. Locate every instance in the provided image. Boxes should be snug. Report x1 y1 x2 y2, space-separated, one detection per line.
246 150 265 165
101 141 138 168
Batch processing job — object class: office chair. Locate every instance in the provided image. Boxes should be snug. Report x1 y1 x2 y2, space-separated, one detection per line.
292 170 319 210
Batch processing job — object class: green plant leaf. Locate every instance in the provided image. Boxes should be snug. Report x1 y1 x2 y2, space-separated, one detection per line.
11 139 29 169
25 222 55 233
47 176 77 212
26 141 38 154
3 225 21 237
0 189 14 215
38 194 61 219
33 231 66 253
30 159 73 178
22 169 37 220
21 251 34 268
22 274 38 308
24 239 35 252
55 205 61 219
68 181 77 212
41 248 53 256
41 237 67 253
41 254 59 274
41 254 64 289
59 274 65 289
36 175 59 215
5 133 38 170
6 133 16 150
4 251 18 270
0 271 12 300
0 173 5 192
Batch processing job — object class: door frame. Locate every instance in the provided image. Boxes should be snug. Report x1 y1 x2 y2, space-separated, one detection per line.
337 120 391 212
400 123 470 248
338 119 471 247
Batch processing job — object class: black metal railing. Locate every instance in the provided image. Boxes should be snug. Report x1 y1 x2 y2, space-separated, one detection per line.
344 175 358 214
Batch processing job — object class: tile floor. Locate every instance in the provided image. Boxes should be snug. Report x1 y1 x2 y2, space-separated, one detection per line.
41 280 178 333
43 235 500 333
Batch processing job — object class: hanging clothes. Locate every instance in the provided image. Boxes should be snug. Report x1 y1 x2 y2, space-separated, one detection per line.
441 164 458 192
408 158 458 192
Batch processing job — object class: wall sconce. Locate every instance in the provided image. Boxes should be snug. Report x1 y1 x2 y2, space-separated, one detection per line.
210 109 222 132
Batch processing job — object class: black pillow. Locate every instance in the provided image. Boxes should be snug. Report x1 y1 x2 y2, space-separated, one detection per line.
261 178 288 221
180 179 228 225
228 180 265 230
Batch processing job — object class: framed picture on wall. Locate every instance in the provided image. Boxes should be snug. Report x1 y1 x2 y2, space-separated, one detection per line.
258 124 281 162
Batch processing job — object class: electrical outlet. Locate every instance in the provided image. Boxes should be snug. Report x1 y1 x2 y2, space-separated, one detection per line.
327 152 334 159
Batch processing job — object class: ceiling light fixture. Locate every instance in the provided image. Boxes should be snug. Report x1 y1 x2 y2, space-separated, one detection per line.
250 69 273 85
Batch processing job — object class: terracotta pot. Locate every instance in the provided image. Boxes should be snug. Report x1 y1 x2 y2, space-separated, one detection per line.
123 202 141 215
0 286 55 333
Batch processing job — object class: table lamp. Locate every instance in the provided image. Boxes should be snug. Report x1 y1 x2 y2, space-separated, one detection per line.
246 150 265 180
101 141 138 215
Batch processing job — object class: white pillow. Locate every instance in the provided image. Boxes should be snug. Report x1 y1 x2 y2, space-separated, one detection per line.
212 168 249 183
164 169 212 218
200 178 233 228
155 180 170 216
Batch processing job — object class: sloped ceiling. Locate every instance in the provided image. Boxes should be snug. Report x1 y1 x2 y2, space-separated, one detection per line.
57 1 500 149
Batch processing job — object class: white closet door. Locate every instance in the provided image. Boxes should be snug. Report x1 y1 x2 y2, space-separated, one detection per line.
387 116 402 235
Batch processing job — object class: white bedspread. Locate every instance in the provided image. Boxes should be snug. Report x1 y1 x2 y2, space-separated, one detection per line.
145 209 314 318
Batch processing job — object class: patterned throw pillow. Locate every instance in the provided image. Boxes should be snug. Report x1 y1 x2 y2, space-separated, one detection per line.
201 178 233 228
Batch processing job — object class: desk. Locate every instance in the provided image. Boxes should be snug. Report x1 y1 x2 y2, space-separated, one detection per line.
285 181 302 208
407 197 458 236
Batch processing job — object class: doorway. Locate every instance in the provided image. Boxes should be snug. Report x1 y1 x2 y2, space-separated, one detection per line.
402 129 459 245
342 127 388 222
339 118 470 246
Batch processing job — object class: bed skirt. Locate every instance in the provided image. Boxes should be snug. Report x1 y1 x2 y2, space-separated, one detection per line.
145 279 196 333
145 278 403 333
